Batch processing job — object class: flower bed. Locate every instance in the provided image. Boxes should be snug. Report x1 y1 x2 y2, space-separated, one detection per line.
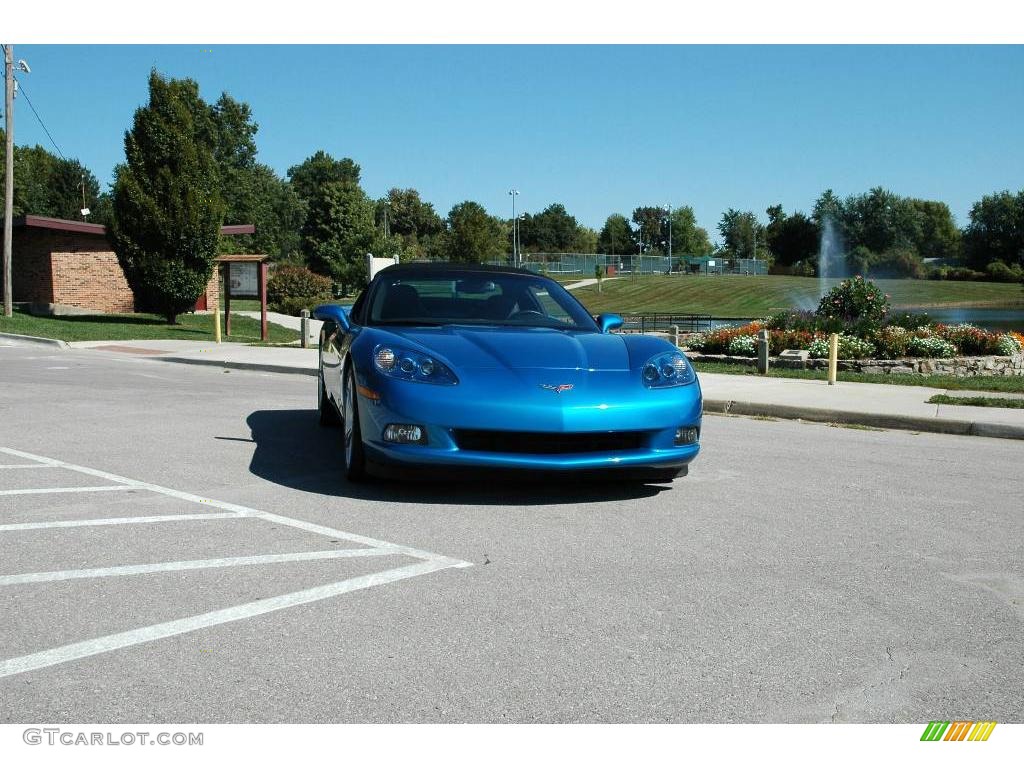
685 350 1024 378
680 277 1023 378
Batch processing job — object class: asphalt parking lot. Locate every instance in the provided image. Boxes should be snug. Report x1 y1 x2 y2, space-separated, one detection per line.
1 343 1022 723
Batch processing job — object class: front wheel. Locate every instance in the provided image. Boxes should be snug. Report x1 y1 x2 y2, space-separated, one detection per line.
342 367 368 482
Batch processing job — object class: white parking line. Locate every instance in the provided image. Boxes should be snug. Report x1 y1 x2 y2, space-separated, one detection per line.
0 512 247 532
0 547 394 586
0 486 131 496
0 445 471 679
0 559 454 679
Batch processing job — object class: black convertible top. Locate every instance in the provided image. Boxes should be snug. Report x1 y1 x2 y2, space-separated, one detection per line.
375 262 539 279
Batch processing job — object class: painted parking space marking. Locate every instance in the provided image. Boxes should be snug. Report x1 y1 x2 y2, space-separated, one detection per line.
0 446 471 679
0 559 454 679
0 511 247 532
0 547 393 586
0 485 133 496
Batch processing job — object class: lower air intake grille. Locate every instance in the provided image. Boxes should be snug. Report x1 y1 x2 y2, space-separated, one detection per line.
453 429 647 454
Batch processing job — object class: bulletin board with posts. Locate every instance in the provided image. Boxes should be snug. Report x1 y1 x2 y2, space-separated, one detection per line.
218 254 269 342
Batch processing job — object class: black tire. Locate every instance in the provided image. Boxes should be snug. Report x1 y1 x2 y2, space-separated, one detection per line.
342 366 368 482
318 367 341 427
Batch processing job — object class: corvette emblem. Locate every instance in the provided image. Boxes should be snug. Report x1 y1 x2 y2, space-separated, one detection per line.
540 384 574 394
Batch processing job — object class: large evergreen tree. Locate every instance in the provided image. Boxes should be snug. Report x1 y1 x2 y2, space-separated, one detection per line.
109 71 225 323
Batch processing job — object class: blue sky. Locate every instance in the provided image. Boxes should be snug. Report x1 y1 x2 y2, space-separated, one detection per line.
10 45 1024 237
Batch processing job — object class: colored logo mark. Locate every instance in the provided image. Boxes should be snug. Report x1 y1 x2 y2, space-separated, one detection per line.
920 721 996 741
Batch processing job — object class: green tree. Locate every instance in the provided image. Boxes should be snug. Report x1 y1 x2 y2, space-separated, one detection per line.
0 129 103 220
764 205 820 268
717 208 764 260
519 203 581 252
573 225 599 254
632 206 667 253
668 205 713 257
444 201 506 263
962 190 1024 270
374 188 444 260
302 181 375 292
597 214 634 255
109 71 225 323
287 151 361 201
911 200 960 261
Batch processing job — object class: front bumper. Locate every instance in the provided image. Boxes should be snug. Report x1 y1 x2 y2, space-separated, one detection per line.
354 371 702 474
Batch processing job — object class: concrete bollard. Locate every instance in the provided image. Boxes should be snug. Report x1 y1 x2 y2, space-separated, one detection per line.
828 332 839 385
757 329 769 374
300 309 310 349
670 324 679 347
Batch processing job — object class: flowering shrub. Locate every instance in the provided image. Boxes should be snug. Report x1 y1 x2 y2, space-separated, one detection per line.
806 334 876 359
937 324 1000 356
816 276 890 326
873 326 911 358
998 334 1023 356
687 323 761 354
768 330 819 354
726 335 758 356
906 336 957 358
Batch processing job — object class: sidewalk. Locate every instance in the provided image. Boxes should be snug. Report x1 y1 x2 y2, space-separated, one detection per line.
50 338 1024 441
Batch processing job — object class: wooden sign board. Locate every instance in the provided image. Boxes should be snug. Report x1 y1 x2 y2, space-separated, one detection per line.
229 262 259 297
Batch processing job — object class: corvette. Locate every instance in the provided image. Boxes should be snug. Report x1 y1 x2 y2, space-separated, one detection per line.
314 263 701 482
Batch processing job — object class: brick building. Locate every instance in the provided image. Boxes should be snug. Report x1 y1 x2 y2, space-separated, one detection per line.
10 215 255 314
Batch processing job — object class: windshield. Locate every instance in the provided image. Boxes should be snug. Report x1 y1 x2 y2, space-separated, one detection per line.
367 271 598 331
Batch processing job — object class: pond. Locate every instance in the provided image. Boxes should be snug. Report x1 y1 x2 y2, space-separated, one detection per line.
896 307 1024 333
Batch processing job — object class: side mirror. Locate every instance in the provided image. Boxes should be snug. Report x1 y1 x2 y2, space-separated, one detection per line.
597 313 623 334
313 304 350 332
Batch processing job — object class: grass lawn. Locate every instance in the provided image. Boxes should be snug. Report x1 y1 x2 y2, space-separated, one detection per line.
572 275 1024 316
691 359 1024 394
0 309 299 344
927 394 1024 409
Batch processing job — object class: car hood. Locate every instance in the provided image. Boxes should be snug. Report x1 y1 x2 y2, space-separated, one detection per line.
381 325 631 371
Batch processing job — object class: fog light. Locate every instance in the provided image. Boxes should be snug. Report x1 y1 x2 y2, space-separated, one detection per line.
674 427 699 445
383 424 427 444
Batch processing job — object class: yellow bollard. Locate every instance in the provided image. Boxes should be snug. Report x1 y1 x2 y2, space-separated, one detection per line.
213 270 222 344
827 332 838 385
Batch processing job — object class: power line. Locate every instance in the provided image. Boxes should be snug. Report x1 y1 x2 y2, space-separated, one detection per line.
13 76 67 161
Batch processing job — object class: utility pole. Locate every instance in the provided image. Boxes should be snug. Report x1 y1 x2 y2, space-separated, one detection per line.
3 44 14 317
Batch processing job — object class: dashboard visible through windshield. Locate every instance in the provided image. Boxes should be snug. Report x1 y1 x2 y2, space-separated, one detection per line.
367 272 598 331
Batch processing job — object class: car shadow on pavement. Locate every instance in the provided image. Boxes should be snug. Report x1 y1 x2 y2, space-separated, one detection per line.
243 408 670 505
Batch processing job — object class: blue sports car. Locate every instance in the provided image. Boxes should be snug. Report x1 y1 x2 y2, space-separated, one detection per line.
314 263 701 482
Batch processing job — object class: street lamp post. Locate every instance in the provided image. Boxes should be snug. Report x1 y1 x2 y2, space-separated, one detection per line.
665 204 673 266
508 189 519 267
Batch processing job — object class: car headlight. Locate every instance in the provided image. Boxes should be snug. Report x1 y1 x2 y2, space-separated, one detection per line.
642 351 695 388
373 345 458 385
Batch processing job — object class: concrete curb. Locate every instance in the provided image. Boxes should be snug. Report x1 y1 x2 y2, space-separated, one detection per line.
0 332 70 348
702 399 1024 441
159 356 316 377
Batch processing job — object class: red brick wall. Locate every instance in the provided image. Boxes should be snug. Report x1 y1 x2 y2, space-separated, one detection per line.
10 230 56 305
202 269 220 313
12 229 136 313
51 251 136 313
